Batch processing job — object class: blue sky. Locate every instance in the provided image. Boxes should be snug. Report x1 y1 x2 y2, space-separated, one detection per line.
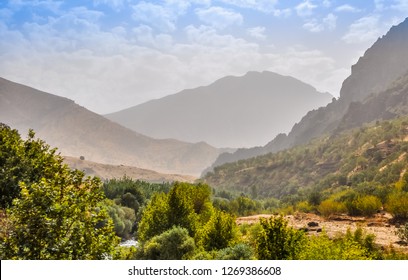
0 0 407 113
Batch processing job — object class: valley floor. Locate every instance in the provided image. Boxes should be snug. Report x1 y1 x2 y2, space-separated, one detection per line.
237 212 408 253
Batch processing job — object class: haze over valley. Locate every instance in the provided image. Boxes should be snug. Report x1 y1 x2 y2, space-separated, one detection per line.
2 1 408 261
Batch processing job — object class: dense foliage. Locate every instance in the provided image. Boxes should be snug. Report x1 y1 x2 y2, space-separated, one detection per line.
0 124 118 259
1 122 408 260
0 124 64 208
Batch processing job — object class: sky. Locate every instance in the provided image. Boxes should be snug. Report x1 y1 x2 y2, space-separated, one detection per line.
0 0 407 114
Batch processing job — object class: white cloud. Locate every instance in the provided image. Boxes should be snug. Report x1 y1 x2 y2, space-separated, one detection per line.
374 0 385 11
323 13 337 30
322 0 332 8
0 8 13 21
335 4 361 13
219 0 278 13
342 15 382 44
296 0 317 17
132 25 174 50
132 1 177 32
93 0 127 10
247 26 266 40
392 0 408 11
196 6 243 29
9 0 63 13
0 0 358 114
303 20 324 32
273 8 292 17
265 47 347 96
303 13 337 32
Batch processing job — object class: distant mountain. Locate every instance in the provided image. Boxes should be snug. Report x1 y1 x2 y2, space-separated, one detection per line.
210 17 408 170
105 71 332 148
0 77 221 176
63 156 196 183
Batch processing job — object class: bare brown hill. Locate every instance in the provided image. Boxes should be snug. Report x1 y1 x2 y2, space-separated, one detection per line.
0 77 221 176
63 156 196 183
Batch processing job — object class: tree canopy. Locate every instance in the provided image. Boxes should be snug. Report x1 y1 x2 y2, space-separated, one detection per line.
0 124 119 259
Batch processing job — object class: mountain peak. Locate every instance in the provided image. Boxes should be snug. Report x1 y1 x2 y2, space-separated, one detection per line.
106 72 332 148
340 17 408 103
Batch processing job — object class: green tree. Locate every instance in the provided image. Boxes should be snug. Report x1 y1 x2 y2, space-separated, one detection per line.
167 183 198 236
107 203 136 240
255 215 305 260
137 226 196 260
1 171 119 259
0 124 64 208
199 209 238 251
137 193 169 242
137 182 213 242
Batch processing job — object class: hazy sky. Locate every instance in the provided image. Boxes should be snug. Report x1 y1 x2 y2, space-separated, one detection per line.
0 0 407 114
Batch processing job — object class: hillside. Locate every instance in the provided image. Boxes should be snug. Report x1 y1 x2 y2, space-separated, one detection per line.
0 77 221 176
203 114 408 199
63 156 196 183
210 17 408 168
106 71 332 148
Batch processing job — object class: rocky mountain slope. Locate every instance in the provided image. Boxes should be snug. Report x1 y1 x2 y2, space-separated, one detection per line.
203 114 408 198
210 17 408 169
0 77 221 176
106 71 332 148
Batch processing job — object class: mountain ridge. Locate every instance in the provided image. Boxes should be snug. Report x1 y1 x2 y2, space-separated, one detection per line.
106 71 333 148
208 17 408 170
0 77 221 176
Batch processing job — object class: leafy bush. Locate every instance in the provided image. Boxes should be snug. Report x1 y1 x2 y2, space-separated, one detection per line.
353 195 382 217
255 215 305 260
1 174 119 259
137 227 196 260
296 201 314 213
298 230 373 260
107 203 136 240
386 192 408 219
0 125 118 259
215 243 255 260
198 209 238 251
0 125 64 208
317 199 347 217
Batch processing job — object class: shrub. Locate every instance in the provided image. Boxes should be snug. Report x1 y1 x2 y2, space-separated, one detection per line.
317 199 347 217
299 230 372 260
215 243 255 260
298 227 377 260
198 210 238 251
353 195 382 217
296 201 314 213
137 227 196 260
386 192 408 219
255 215 305 260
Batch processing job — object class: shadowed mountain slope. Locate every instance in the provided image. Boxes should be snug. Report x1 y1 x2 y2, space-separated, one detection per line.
0 77 221 176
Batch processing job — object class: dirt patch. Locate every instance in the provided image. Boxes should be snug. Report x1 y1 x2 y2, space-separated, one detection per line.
237 212 408 252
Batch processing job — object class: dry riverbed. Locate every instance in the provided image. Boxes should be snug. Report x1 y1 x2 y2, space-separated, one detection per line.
237 212 408 252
